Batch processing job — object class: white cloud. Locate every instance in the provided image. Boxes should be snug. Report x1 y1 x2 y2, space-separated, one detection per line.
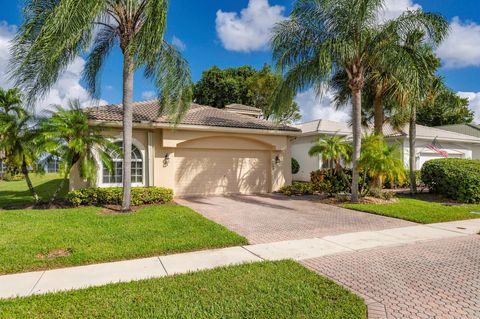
0 21 107 114
215 0 286 52
141 90 156 100
437 18 480 68
379 0 422 21
458 91 480 124
172 36 186 51
295 88 350 123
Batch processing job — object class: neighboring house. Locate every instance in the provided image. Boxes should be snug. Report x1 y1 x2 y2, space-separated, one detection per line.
291 119 352 181
70 101 300 197
44 156 61 173
435 124 480 158
292 119 480 182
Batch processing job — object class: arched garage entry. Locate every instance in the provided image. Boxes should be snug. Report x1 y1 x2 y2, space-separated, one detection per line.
174 136 275 196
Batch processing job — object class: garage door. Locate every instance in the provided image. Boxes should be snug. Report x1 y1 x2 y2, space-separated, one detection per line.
417 153 464 170
174 149 270 196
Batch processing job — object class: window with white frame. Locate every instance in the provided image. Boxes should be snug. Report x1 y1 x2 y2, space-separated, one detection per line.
102 142 143 185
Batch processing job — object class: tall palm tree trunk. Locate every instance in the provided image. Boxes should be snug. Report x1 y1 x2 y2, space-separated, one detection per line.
409 105 417 194
122 53 134 212
351 88 362 203
372 94 385 191
21 158 39 203
373 94 384 135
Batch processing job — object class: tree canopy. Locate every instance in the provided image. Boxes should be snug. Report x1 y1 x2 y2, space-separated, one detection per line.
193 64 300 124
416 88 474 126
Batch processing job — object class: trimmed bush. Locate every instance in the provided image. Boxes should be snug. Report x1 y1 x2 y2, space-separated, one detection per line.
421 158 480 203
311 169 352 195
291 158 300 174
279 181 314 196
66 187 174 207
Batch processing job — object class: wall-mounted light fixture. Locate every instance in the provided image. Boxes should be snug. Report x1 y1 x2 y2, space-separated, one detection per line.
163 153 170 167
274 155 281 165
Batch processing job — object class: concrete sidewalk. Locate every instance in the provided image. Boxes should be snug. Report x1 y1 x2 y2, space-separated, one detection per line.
1 219 479 299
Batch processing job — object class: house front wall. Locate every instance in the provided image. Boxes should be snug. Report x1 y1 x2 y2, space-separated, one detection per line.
389 138 474 170
291 135 321 182
70 127 292 197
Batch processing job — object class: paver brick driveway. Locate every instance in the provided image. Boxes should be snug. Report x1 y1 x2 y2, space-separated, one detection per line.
303 235 480 319
177 195 414 244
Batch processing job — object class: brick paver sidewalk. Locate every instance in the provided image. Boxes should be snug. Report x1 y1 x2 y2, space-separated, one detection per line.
303 235 480 319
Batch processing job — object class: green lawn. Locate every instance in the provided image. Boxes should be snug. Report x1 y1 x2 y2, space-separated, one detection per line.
0 260 366 319
0 173 66 208
0 205 247 274
343 197 480 224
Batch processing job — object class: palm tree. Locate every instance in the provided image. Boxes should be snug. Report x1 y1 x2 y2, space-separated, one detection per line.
308 135 352 173
11 0 192 211
40 99 120 203
0 88 24 116
271 0 448 202
359 134 405 192
0 110 43 203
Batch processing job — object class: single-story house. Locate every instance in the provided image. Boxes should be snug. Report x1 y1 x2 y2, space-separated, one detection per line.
292 119 480 182
435 124 480 158
70 100 300 197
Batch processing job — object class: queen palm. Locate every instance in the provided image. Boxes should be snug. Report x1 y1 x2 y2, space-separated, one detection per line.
11 0 192 211
41 99 119 203
271 0 448 202
308 135 352 173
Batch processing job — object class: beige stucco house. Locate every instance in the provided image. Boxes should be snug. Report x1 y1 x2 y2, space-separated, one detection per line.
70 100 300 197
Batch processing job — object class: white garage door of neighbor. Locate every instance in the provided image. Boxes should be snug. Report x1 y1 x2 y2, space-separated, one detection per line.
174 149 270 196
417 152 464 170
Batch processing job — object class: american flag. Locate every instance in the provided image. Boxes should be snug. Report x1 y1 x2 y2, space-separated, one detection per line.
426 137 449 158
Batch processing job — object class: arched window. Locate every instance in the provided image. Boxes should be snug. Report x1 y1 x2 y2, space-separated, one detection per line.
102 142 143 184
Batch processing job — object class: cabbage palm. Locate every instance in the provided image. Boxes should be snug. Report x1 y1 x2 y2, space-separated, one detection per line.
271 0 448 202
0 110 43 203
41 99 119 203
308 135 352 172
11 0 192 211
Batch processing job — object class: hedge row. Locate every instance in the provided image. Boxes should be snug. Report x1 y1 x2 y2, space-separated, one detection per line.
66 187 174 207
421 158 480 203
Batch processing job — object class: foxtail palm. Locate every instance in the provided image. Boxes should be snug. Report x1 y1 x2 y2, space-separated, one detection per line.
271 0 447 202
41 99 119 203
11 0 192 211
308 135 352 172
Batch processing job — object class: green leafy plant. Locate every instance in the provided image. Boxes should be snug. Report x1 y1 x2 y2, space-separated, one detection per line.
311 169 352 196
308 135 352 173
66 187 174 207
279 181 314 196
359 134 406 195
422 159 480 203
291 158 300 174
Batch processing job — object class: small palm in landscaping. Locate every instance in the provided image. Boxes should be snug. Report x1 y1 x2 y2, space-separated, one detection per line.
309 135 352 173
40 99 120 203
359 134 405 194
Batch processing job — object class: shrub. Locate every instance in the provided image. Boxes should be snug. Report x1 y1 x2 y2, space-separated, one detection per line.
66 187 174 207
279 181 314 196
2 172 25 181
291 158 300 174
311 169 352 195
421 158 480 203
384 170 422 189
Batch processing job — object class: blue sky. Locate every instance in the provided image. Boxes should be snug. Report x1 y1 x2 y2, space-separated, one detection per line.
0 0 479 122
